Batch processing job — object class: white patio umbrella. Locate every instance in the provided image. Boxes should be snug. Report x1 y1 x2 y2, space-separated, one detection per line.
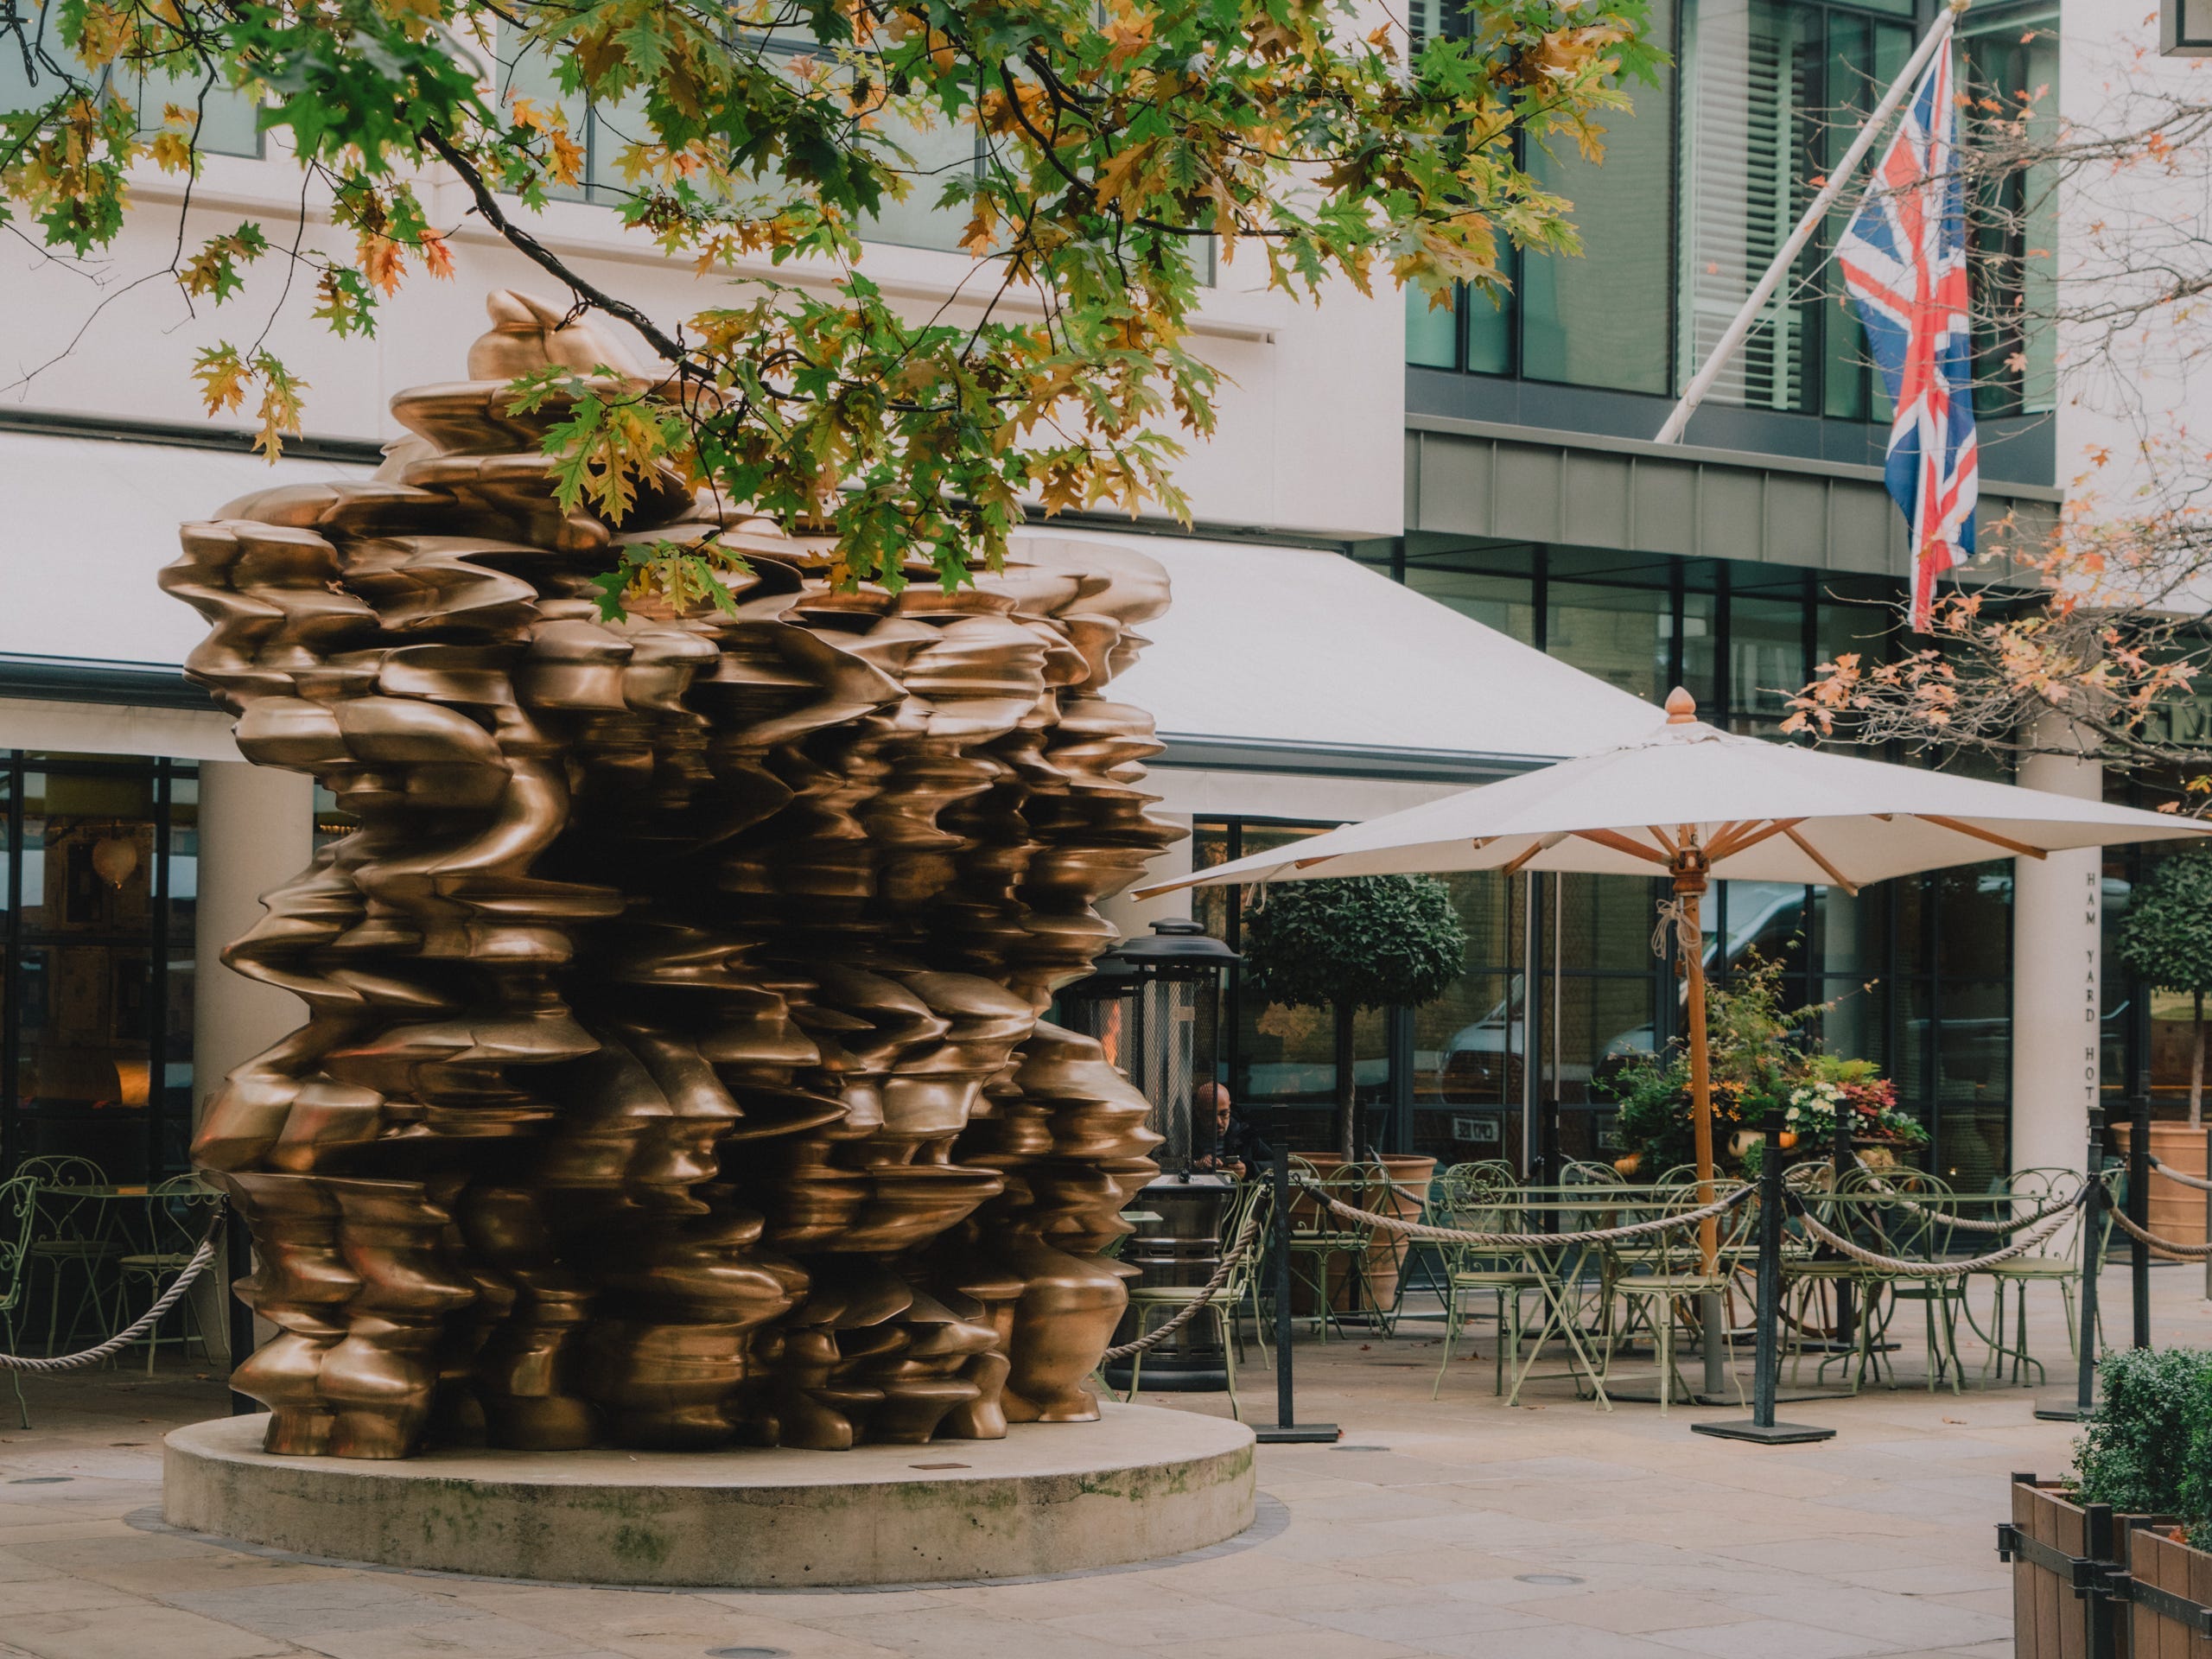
1139 689 2211 1287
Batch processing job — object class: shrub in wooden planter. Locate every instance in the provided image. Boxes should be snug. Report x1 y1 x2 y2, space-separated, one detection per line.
2002 1351 2212 1658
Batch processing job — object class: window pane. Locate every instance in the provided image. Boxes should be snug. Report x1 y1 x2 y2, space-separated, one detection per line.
1730 590 1804 722
22 770 157 938
1402 543 1538 643
863 99 982 253
1407 284 1459 368
1556 975 1658 1106
1558 873 1661 973
1678 0 1816 411
1961 7 2061 416
1548 578 1669 700
1465 276 1515 374
1821 17 1911 420
1816 973 1887 1073
1937 861 2012 978
1520 0 1676 394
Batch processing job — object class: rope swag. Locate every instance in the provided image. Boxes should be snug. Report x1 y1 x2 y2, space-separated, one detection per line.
2147 1154 2212 1194
1299 1179 1753 1249
1096 1195 1269 1364
2107 1201 2212 1259
0 1201 227 1374
1788 1185 2083 1277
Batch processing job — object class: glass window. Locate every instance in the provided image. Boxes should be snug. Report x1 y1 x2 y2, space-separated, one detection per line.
1407 286 1460 369
1519 0 1677 393
1961 7 2060 417
1819 15 1911 421
1730 582 1806 726
1402 542 1539 644
1547 572 1670 700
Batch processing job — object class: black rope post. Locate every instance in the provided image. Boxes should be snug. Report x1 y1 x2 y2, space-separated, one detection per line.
1255 1143 1338 1444
1694 1109 1835 1445
1830 1107 1854 1351
2039 1105 2106 1422
2131 1096 2152 1350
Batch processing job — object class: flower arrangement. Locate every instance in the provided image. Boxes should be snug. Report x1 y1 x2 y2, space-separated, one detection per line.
1783 1058 1927 1148
1598 950 1924 1174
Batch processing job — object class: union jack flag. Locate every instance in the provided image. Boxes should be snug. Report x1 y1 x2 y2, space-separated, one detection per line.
1837 42 1978 632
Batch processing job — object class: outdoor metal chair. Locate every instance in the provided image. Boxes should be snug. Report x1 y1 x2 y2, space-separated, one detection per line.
1117 1179 1274 1420
1432 1162 1545 1399
18 1157 123 1357
1282 1157 1377 1340
1596 1181 1755 1413
1964 1166 2088 1388
1814 1167 1967 1393
0 1177 35 1427
117 1174 221 1374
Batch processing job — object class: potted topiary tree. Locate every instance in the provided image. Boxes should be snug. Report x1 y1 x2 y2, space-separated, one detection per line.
2115 849 2212 1253
1240 876 1465 1315
1240 874 1468 1160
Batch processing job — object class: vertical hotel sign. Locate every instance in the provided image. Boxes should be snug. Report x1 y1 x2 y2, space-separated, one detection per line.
2083 867 2102 1116
2166 0 2212 55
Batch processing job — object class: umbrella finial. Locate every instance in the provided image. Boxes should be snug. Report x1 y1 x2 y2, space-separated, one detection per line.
1665 686 1699 725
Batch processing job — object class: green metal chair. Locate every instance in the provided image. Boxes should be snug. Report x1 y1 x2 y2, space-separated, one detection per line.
1815 1167 1967 1393
1282 1158 1376 1340
18 1157 123 1356
1967 1166 2088 1388
1597 1182 1755 1414
1118 1179 1274 1419
1432 1162 1545 1398
118 1175 221 1374
0 1177 35 1427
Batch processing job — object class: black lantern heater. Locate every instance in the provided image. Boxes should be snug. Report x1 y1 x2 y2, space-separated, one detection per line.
1064 918 1243 1391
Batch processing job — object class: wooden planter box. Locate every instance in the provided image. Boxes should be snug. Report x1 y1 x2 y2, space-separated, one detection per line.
2122 1520 2212 1656
2001 1474 2212 1657
2004 1474 2128 1659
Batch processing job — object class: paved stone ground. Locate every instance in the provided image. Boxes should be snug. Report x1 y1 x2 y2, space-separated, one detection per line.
3 1262 2209 1659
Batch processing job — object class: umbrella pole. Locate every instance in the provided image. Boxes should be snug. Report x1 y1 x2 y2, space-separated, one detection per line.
1675 849 1728 1401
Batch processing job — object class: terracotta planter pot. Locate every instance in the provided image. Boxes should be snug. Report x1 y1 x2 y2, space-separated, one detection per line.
2112 1122 2212 1258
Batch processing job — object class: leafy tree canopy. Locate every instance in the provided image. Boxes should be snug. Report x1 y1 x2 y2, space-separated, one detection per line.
1 0 1657 607
2117 849 2212 997
1239 874 1466 1013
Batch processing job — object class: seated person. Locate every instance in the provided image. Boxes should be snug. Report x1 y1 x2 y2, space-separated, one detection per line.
1192 1082 1271 1178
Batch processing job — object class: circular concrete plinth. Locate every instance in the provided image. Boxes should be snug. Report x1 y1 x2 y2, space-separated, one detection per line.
162 1406 1255 1588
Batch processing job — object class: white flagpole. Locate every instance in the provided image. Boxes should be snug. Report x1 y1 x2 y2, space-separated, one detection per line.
1653 0 1967 446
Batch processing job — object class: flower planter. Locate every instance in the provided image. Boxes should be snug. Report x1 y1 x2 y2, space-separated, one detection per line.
2111 1122 2212 1259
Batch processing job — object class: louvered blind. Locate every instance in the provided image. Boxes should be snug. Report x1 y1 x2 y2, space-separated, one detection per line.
1677 0 1810 410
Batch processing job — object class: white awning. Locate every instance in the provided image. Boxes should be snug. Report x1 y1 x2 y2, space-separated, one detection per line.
1047 531 1663 774
0 433 1662 780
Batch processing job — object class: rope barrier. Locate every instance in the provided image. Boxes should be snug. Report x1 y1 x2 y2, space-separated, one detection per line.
2147 1154 2212 1194
1096 1196 1268 1364
1847 1157 2077 1234
1789 1188 2081 1278
1298 1179 1753 1249
2106 1202 2212 1259
0 1203 227 1374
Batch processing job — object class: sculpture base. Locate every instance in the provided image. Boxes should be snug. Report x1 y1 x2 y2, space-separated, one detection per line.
162 1407 1255 1588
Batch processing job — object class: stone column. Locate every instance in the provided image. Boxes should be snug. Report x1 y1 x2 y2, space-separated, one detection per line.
2012 728 2105 1179
192 760 315 1359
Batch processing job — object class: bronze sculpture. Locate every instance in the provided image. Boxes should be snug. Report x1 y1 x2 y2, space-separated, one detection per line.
166 291 1181 1459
